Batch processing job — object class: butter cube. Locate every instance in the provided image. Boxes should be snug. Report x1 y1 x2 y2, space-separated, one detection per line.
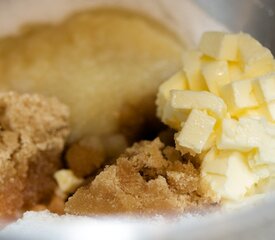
201 148 258 200
171 90 227 118
176 109 216 155
158 71 187 102
218 118 259 151
182 50 207 90
54 169 84 194
221 79 258 115
218 117 275 164
161 101 189 130
250 102 275 122
157 71 187 117
228 63 243 81
257 146 275 165
201 174 226 201
236 106 266 119
247 152 271 179
253 73 275 104
202 60 230 95
238 33 274 78
265 101 275 121
199 32 238 61
201 147 228 175
241 103 275 123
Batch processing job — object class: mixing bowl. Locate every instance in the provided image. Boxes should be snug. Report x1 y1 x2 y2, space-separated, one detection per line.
0 0 275 239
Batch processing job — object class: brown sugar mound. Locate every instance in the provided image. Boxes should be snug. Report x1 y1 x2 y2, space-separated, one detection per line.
66 136 106 178
66 134 128 178
0 92 69 217
65 138 215 215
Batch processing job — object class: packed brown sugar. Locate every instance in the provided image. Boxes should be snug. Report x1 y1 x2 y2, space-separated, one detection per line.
65 139 215 215
0 92 69 217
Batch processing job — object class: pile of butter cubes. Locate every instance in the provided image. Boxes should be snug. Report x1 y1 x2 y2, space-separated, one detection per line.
157 32 275 202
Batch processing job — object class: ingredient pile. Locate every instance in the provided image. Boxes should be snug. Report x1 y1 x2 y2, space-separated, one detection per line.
157 32 275 202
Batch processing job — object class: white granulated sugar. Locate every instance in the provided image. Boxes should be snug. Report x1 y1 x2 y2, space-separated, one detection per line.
0 211 198 240
0 210 209 240
0 194 272 240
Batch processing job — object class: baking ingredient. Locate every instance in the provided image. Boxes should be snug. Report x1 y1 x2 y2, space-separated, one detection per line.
175 109 216 155
199 31 238 61
0 8 183 142
0 92 69 217
221 79 258 115
156 31 275 201
54 170 84 195
65 138 214 215
182 50 207 90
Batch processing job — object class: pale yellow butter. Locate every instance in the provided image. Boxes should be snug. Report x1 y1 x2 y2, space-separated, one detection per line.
182 50 207 90
202 148 258 200
199 32 238 61
157 71 187 118
170 90 227 118
238 33 274 78
161 100 189 130
202 60 230 96
176 109 216 155
218 117 275 165
156 31 275 203
221 79 258 115
54 169 84 195
265 101 275 121
228 63 243 81
218 118 259 151
253 73 275 104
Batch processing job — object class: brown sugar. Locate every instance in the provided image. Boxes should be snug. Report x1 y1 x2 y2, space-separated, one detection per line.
66 134 128 178
0 92 69 217
66 136 106 178
65 138 216 215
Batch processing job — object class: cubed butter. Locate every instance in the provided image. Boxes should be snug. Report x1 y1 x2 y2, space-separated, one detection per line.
156 31 275 203
157 71 187 117
221 79 258 115
228 63 243 81
199 32 238 61
218 117 275 164
176 109 216 155
238 33 274 78
251 102 275 122
161 101 189 130
182 50 207 90
54 169 84 194
247 151 270 178
201 174 226 200
202 60 230 95
201 147 228 175
236 107 264 119
171 90 227 118
158 71 187 102
253 73 275 104
201 148 258 200
218 118 260 151
265 101 275 121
